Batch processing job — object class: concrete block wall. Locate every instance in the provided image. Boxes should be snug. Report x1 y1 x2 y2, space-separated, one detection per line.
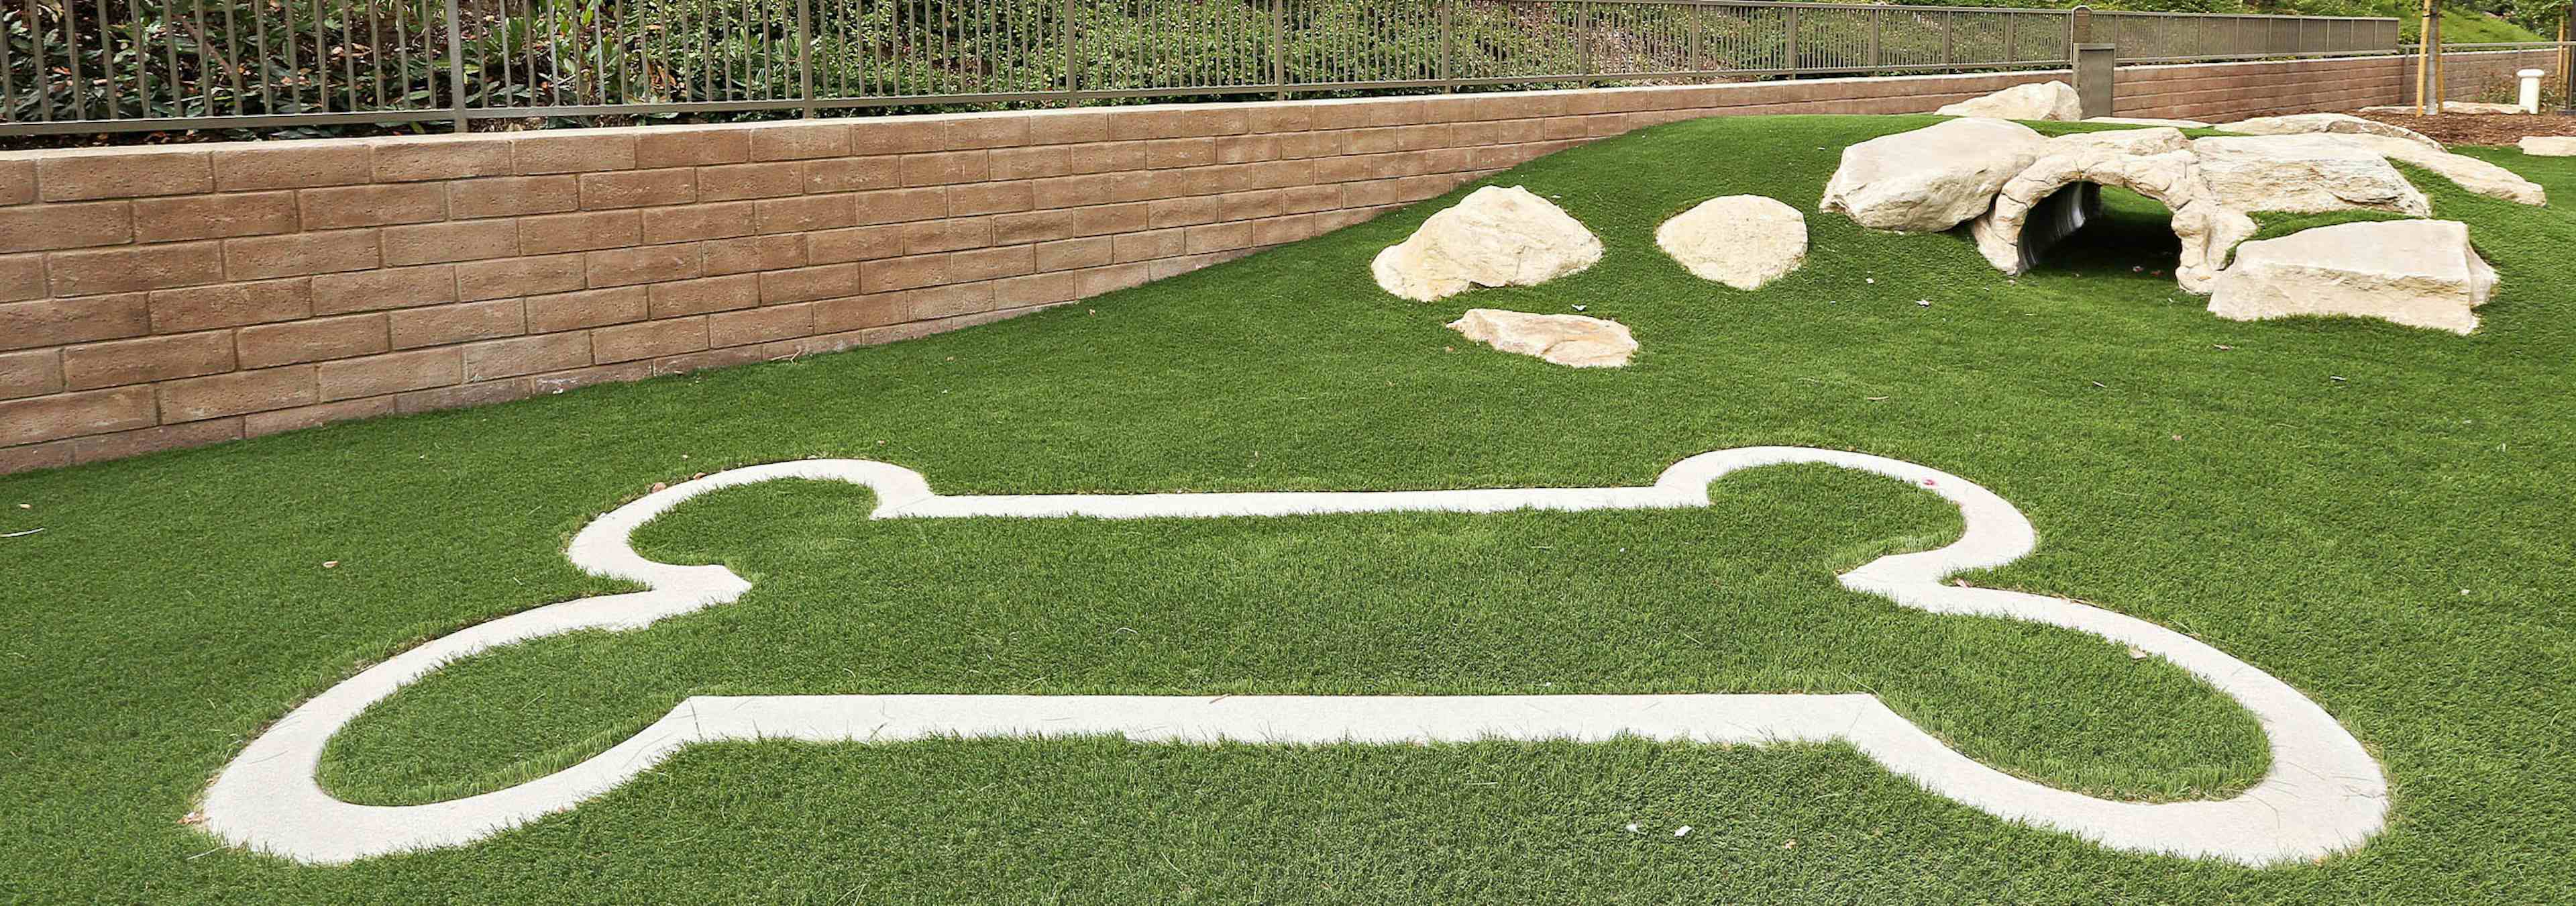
0 54 2470 474
2112 55 2406 121
2402 49 2565 105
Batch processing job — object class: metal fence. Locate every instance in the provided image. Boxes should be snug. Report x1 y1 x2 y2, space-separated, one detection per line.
0 0 2401 136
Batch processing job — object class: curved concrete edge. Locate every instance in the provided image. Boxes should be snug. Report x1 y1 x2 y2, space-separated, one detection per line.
199 448 2386 866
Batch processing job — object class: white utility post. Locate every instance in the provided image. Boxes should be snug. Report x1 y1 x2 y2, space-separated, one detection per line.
2520 68 2545 113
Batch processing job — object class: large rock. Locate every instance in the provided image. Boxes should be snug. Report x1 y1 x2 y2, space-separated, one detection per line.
2188 135 2432 217
2216 113 2443 152
1969 130 2256 294
1655 195 1808 290
2208 220 2498 334
1935 81 2084 121
1448 309 1638 368
1371 185 1603 301
2521 136 2576 156
2084 116 2210 128
1821 118 2049 232
2360 101 2529 115
2324 133 2545 206
2043 126 2192 156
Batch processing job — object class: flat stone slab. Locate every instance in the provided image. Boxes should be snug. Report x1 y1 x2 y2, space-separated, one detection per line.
2359 101 2531 115
2189 134 2432 217
2084 116 2210 128
200 450 2387 868
2217 113 2443 151
2210 219 2498 334
2521 136 2576 156
1448 308 1638 367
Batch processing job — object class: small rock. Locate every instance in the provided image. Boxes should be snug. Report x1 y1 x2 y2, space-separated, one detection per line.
1448 309 1638 368
1655 195 1808 290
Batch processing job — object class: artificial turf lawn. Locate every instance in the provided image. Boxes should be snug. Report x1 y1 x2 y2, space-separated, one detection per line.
4 113 2573 902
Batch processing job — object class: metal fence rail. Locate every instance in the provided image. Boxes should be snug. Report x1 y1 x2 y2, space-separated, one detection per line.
2098 10 2398 64
0 0 2401 136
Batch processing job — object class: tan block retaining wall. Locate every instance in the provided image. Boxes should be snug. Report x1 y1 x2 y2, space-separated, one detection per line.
2401 49 2565 105
0 55 2507 474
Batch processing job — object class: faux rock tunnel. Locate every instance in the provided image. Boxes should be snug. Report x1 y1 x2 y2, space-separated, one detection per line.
1966 130 2257 294
1970 157 2260 294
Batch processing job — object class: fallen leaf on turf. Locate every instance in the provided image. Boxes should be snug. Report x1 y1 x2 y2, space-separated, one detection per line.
179 811 205 825
2127 646 2149 660
1673 826 1692 838
1 527 42 538
649 483 668 492
322 561 337 568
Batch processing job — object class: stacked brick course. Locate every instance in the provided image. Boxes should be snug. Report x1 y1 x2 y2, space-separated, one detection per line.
2114 55 2406 121
0 56 2494 473
2401 49 2564 105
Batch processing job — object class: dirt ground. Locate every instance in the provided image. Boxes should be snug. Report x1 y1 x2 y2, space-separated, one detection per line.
2349 110 2576 146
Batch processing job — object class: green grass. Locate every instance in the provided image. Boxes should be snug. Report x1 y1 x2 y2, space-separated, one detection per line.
2426 8 2548 45
5 114 2575 901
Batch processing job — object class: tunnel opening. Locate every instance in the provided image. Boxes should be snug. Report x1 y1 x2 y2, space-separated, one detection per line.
2013 183 2184 279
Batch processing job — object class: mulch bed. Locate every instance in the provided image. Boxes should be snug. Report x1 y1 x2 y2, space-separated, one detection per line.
2349 110 2576 146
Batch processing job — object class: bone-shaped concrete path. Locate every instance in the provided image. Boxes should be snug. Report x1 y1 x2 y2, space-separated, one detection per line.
201 446 2387 866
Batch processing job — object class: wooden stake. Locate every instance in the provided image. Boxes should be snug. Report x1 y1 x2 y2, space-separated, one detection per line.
2419 0 2438 115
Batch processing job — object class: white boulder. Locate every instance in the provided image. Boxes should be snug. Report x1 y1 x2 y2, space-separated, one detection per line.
1448 309 1638 368
2188 135 2432 217
2520 136 2576 156
1821 117 2050 232
2216 113 2443 151
1371 185 1603 302
2208 220 2497 334
1656 195 1809 290
1935 81 2084 121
